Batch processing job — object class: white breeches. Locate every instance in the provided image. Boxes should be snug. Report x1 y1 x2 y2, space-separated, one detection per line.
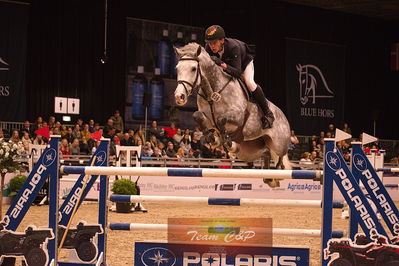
241 60 257 92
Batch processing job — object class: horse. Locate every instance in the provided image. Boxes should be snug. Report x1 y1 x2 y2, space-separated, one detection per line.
174 43 291 169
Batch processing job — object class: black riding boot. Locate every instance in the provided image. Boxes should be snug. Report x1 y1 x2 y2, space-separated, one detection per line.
252 85 275 129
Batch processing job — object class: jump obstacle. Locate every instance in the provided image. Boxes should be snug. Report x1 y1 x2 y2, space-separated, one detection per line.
1 130 399 266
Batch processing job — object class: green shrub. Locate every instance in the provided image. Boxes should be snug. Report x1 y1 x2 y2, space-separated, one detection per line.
111 178 137 195
9 174 27 197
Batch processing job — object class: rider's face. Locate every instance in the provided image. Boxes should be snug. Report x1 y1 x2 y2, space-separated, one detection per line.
207 39 224 53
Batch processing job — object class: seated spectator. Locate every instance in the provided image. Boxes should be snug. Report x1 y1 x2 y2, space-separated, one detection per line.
165 141 176 158
69 138 81 155
192 126 203 140
52 127 61 135
183 128 192 142
0 129 4 141
148 120 163 140
33 134 47 145
173 128 183 145
9 129 20 144
60 124 68 137
32 116 43 133
141 146 152 160
156 142 167 157
63 127 74 144
53 121 61 133
48 116 56 129
80 139 90 155
81 124 91 141
149 135 158 150
103 119 115 138
190 134 201 158
88 119 95 133
310 150 321 163
120 132 134 146
60 138 70 157
299 152 312 164
180 134 191 155
187 148 196 159
175 147 186 160
133 129 145 146
20 120 34 138
326 124 335 138
21 132 32 146
162 122 177 143
72 124 82 140
318 131 325 145
342 122 351 134
75 118 83 128
143 141 153 156
201 143 213 158
152 147 164 158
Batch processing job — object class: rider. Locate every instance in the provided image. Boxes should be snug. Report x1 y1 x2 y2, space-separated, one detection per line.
204 25 275 129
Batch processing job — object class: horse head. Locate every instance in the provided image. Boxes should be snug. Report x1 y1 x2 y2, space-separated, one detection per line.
174 43 203 106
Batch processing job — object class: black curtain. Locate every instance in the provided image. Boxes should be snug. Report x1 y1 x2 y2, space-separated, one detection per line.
25 0 124 125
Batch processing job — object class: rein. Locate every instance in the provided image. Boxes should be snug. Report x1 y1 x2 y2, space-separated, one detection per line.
176 55 234 132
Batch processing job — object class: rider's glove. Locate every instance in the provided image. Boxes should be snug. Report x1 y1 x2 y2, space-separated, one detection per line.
210 56 223 66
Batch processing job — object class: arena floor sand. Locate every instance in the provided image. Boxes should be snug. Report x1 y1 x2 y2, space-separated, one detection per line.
3 202 395 266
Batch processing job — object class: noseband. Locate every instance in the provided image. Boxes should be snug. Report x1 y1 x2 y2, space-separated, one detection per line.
176 57 201 96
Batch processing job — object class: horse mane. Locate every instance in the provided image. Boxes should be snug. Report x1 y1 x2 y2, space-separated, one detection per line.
178 42 232 80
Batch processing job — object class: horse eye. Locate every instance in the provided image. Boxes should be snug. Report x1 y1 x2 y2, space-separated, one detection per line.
191 66 196 72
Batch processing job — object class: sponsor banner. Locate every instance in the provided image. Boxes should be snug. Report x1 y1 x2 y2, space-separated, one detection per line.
135 242 309 266
167 218 272 247
0 1 28 121
285 38 345 135
58 174 399 202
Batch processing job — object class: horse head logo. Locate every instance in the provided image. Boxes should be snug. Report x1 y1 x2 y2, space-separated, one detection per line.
296 64 334 105
0 57 9 71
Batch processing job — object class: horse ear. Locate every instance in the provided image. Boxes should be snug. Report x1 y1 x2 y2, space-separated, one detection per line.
196 45 202 56
296 64 302 71
173 46 182 58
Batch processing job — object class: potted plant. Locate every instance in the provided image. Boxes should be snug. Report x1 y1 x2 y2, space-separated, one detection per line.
0 140 23 219
8 174 27 201
111 178 137 213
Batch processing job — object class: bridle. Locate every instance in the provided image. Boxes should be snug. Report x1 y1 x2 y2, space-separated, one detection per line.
176 57 201 97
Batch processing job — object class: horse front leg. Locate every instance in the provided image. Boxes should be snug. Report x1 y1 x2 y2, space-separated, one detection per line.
193 111 218 145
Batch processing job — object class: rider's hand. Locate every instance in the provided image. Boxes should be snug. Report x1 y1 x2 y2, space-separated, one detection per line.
210 56 223 66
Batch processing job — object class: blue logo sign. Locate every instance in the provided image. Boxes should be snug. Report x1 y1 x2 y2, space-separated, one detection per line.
353 153 367 172
325 151 341 171
42 148 57 167
141 247 176 266
95 151 107 166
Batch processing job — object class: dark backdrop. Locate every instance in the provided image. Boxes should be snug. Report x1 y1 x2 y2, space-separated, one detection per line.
21 0 399 138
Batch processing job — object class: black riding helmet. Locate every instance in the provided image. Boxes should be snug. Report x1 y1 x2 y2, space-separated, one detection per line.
205 25 225 42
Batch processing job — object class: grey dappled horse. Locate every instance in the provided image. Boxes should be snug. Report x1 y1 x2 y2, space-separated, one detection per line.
174 43 291 169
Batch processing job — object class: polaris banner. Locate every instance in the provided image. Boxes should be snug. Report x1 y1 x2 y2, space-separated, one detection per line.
135 242 310 266
0 1 29 121
285 38 346 135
